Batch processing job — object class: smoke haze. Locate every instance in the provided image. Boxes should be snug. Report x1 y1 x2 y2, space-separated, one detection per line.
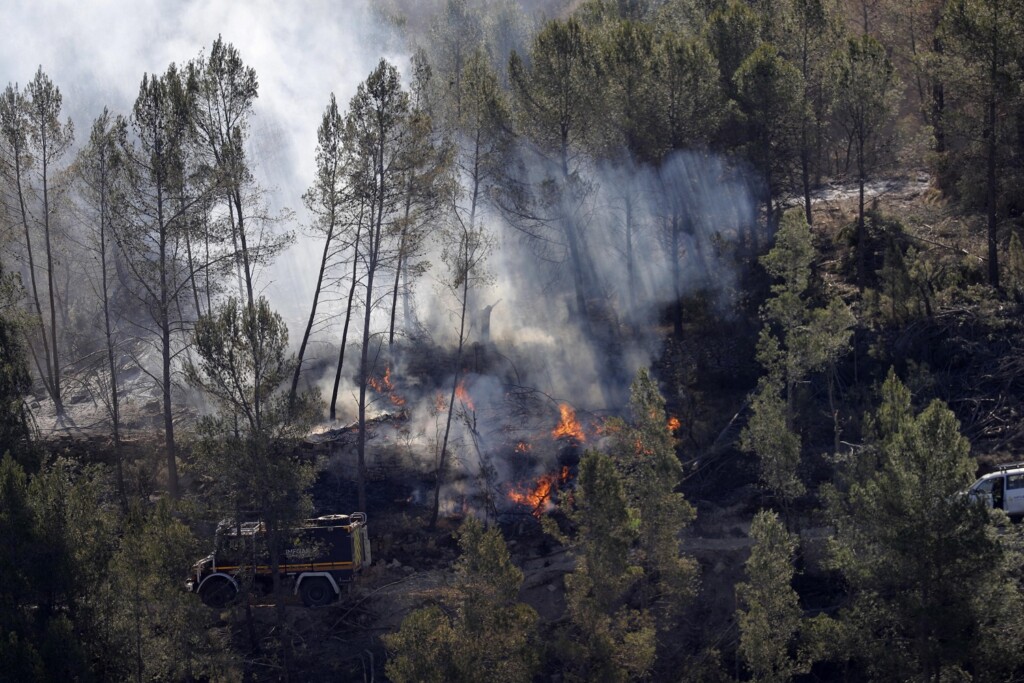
2 0 754 423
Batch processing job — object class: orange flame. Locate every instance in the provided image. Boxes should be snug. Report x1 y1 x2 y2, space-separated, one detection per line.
552 403 585 442
508 474 557 517
560 465 571 484
455 380 474 411
667 416 681 433
515 441 532 454
369 366 406 407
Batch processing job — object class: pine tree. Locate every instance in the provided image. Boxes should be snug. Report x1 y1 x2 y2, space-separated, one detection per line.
822 369 1024 680
385 516 539 682
555 450 656 682
742 210 854 511
736 509 811 682
605 369 697 618
829 35 901 291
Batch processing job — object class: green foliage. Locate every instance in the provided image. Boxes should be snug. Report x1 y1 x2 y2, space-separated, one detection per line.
99 501 235 682
742 210 853 504
0 276 34 470
189 296 297 434
510 18 602 158
940 0 1024 254
554 449 655 682
823 369 1024 680
607 369 698 617
385 606 459 683
829 36 900 178
654 33 726 152
188 296 318 525
0 455 231 682
734 44 806 219
598 19 659 161
736 510 810 682
385 517 539 683
1005 231 1024 300
705 0 761 94
742 372 805 501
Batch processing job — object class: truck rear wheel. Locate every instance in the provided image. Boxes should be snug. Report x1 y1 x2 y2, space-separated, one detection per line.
199 577 237 608
300 577 335 607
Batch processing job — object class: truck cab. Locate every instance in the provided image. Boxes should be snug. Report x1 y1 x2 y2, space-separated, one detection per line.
967 465 1024 518
187 512 371 608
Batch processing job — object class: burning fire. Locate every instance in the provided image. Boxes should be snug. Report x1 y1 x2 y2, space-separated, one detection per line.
667 416 681 433
455 379 474 411
514 440 532 454
508 467 574 517
552 403 585 442
368 367 406 408
508 474 557 517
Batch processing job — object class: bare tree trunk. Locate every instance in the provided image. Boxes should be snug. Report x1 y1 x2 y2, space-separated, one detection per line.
290 222 335 403
388 190 412 348
857 138 867 292
232 188 256 309
40 125 63 417
158 184 179 498
12 142 57 405
99 163 126 508
330 220 363 422
625 192 637 312
356 152 386 512
985 87 999 287
671 214 684 339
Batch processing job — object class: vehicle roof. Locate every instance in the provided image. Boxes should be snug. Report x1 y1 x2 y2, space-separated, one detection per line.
980 466 1024 479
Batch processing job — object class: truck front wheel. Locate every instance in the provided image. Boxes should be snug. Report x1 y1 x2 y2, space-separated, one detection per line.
199 577 237 608
300 577 335 607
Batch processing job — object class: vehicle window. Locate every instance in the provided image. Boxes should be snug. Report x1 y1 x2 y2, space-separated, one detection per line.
975 479 995 493
1008 474 1024 490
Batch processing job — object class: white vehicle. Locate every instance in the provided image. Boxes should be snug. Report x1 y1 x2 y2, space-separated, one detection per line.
966 463 1024 518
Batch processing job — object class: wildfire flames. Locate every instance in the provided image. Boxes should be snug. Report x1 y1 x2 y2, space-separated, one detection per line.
508 474 557 517
369 367 406 408
552 403 585 442
667 416 681 433
514 441 531 454
507 466 574 517
455 380 474 411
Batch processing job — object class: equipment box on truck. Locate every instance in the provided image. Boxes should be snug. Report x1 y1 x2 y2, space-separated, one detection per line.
187 512 371 607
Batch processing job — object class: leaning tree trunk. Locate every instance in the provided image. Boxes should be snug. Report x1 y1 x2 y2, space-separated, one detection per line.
291 221 335 404
330 219 363 421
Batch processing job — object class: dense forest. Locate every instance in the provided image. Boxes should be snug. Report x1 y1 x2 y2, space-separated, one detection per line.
3 0 1024 680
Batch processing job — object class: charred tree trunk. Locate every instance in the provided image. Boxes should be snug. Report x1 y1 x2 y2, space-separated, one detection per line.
99 159 126 508
291 221 335 404
40 122 63 418
330 218 363 422
985 79 999 288
12 140 57 406
388 189 413 349
157 181 180 499
857 136 867 292
356 146 386 513
671 213 684 340
232 185 256 311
